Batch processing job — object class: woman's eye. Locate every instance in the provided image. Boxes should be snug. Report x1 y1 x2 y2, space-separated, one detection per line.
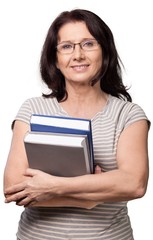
62 44 73 49
84 41 94 47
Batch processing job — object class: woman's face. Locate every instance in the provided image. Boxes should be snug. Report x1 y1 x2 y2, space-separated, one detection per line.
56 21 103 86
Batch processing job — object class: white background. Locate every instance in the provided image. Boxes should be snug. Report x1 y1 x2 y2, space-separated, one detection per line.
0 0 152 239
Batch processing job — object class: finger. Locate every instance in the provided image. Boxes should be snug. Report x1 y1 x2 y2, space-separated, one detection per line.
5 190 26 203
16 196 34 207
95 165 102 174
16 197 27 205
24 168 41 177
24 200 37 208
4 182 26 195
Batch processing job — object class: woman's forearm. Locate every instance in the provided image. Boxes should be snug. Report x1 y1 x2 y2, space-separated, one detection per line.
55 169 148 202
27 196 101 209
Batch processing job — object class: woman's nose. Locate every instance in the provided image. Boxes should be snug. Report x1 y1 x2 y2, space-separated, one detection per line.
72 45 85 60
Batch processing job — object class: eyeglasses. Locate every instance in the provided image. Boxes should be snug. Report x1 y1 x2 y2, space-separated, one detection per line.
56 39 99 54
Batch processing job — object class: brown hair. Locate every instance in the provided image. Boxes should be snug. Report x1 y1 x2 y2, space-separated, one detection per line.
40 9 132 102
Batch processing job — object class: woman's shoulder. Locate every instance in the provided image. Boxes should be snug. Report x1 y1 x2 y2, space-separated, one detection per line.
14 96 60 125
23 95 58 110
25 95 54 104
108 95 150 129
109 95 144 113
109 95 135 107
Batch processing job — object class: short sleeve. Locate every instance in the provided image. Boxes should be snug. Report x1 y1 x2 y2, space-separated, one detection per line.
12 99 33 129
11 96 62 129
124 103 150 129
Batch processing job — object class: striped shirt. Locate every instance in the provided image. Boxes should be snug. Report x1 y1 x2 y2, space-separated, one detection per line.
15 94 149 240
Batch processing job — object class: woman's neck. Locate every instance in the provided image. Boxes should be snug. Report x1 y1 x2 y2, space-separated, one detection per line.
60 86 109 119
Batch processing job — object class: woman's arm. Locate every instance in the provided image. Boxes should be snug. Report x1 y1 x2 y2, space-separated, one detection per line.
4 119 149 207
66 119 149 202
62 119 149 202
4 120 30 188
3 120 101 209
25 196 100 209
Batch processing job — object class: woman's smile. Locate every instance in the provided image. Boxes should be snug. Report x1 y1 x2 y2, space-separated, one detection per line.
71 64 90 72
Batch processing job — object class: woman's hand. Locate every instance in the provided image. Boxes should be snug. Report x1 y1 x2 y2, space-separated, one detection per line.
5 165 103 208
4 168 56 207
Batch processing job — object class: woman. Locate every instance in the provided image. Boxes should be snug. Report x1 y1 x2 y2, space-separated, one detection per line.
4 9 150 240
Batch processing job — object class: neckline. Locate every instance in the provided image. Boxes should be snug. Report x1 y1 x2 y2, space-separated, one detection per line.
53 94 112 120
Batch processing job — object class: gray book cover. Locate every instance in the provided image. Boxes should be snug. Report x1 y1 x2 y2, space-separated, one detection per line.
24 132 91 177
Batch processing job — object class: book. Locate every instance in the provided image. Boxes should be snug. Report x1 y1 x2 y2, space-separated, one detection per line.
24 131 91 177
30 114 94 173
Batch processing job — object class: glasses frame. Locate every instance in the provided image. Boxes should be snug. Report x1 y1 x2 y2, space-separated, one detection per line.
56 39 99 54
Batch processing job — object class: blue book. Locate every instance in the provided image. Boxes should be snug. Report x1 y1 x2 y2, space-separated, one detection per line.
30 114 94 173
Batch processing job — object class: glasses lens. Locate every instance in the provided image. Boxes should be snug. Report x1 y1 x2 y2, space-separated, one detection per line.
57 43 73 54
82 40 98 50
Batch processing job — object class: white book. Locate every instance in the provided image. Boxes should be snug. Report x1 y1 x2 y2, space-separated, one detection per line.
30 114 91 131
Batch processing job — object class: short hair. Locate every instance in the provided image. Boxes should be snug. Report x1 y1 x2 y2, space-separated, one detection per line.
40 9 132 102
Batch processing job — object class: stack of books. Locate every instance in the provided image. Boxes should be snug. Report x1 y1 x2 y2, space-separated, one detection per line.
24 114 94 177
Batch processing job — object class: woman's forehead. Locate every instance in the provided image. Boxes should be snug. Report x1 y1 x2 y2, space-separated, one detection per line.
57 21 93 42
